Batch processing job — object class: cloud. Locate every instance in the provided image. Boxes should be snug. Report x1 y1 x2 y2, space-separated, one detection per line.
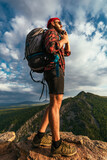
0 81 33 92
64 19 107 96
1 0 62 21
0 70 7 80
0 0 62 61
61 0 107 19
0 0 62 103
1 63 7 69
76 22 96 36
0 0 107 103
0 16 30 60
98 21 106 30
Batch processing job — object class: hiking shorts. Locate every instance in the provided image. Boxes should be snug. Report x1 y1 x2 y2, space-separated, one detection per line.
44 67 64 94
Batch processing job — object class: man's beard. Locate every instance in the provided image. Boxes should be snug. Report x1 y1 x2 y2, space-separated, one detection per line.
54 26 62 34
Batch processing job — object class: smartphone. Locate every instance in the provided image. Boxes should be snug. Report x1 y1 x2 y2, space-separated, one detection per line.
61 30 65 35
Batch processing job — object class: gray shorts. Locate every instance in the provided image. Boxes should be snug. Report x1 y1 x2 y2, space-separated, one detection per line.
44 68 64 94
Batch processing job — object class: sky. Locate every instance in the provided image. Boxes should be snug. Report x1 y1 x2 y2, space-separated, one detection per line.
0 0 107 103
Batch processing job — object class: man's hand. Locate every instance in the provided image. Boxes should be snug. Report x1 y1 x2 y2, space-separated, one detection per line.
61 30 69 43
59 30 69 48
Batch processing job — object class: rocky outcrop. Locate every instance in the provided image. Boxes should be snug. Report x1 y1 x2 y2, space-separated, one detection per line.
0 131 107 160
0 132 17 160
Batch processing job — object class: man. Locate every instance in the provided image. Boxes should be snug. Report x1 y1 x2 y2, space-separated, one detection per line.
33 17 77 157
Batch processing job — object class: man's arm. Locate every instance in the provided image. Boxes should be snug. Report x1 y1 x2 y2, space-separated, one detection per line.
44 29 71 56
59 31 70 51
59 31 71 56
44 30 60 55
65 41 70 52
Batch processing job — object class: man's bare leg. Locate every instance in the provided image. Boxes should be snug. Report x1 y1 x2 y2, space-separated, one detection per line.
39 94 63 141
49 94 63 141
39 106 50 133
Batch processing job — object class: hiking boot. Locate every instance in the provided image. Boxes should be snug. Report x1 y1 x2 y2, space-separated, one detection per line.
51 140 77 157
32 133 52 147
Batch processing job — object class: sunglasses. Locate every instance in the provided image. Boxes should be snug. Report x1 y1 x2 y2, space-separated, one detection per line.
55 21 62 25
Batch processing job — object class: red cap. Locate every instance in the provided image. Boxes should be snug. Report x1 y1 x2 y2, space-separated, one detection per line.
47 17 60 28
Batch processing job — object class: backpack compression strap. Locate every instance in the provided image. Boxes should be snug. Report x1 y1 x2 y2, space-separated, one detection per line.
30 70 47 100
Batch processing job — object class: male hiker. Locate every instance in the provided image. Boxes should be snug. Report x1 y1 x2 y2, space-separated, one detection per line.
33 17 77 157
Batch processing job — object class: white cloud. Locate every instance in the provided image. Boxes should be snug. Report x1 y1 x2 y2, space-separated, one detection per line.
1 63 7 69
0 43 10 55
0 82 33 92
2 0 61 21
98 21 105 30
1 63 10 72
76 22 96 36
61 0 107 19
0 70 7 80
0 83 12 91
0 16 31 60
0 0 107 103
0 43 19 60
64 18 107 96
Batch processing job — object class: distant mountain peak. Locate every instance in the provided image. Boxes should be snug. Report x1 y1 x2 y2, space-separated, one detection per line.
76 91 86 97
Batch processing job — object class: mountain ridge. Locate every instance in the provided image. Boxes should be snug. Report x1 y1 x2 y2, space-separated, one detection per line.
14 91 107 142
0 91 106 142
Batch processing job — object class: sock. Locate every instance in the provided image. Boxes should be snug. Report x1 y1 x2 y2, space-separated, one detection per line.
52 139 62 148
37 131 45 139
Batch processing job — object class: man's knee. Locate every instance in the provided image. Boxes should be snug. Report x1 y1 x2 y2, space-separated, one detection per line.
49 94 63 108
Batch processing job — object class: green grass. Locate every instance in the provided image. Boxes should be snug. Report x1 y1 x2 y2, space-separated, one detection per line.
0 104 47 132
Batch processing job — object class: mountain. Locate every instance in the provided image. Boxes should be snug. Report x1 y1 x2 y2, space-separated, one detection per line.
0 91 107 142
60 91 107 142
15 91 107 142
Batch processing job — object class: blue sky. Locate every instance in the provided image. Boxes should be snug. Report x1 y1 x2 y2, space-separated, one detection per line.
0 0 107 103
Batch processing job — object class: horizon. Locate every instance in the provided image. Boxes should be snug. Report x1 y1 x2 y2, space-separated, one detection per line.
0 0 107 103
0 91 107 105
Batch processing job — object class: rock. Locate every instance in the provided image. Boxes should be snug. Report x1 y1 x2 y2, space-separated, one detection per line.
0 132 17 160
0 132 107 160
0 132 16 154
0 131 16 143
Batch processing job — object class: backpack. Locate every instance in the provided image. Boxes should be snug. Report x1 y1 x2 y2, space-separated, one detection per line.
25 28 51 72
25 28 59 100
